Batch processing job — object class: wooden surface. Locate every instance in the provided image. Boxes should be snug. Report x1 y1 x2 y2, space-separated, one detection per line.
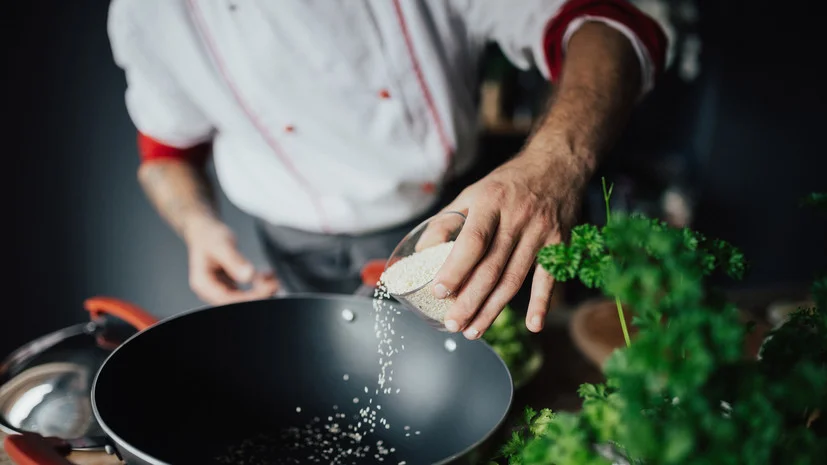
569 298 775 368
0 433 121 465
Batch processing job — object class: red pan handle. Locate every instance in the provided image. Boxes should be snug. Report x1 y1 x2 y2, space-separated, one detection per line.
84 296 158 331
361 260 387 287
4 434 73 465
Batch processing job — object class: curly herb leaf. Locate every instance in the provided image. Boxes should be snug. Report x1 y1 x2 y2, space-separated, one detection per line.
519 413 610 465
538 214 746 305
528 409 556 437
759 304 827 392
483 304 539 386
801 192 827 209
507 186 825 465
536 224 605 287
499 407 558 464
501 430 527 463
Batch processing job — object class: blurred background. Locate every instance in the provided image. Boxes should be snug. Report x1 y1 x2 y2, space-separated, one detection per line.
4 0 825 357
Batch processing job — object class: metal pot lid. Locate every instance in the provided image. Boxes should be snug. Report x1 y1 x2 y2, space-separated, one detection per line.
1 361 100 439
0 297 157 450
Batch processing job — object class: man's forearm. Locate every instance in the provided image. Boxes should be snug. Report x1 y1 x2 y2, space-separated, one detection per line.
137 160 220 240
523 21 644 183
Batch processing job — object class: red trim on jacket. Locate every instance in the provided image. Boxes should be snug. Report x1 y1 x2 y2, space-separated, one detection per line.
392 0 454 164
137 132 210 165
543 0 668 83
186 0 331 231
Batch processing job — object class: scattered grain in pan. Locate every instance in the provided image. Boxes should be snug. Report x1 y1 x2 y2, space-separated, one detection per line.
215 280 415 464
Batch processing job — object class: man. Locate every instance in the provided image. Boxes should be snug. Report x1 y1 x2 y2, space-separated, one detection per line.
108 0 667 340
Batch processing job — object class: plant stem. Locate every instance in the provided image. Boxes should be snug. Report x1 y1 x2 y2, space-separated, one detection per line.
602 177 631 348
602 177 613 226
615 296 632 347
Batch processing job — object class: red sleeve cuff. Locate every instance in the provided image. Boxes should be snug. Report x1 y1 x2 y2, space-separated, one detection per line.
137 132 211 165
543 0 668 83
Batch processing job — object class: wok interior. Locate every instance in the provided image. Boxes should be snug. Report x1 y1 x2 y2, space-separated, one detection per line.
93 296 513 464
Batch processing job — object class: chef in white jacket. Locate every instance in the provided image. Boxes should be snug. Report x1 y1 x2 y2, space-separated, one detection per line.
107 0 668 339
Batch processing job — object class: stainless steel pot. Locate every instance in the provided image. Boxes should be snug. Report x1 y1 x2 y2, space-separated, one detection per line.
0 298 157 452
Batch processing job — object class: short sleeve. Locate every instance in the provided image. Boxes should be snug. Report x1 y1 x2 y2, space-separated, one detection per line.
452 0 669 98
107 0 213 151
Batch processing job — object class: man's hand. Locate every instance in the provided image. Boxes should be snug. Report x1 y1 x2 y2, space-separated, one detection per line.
432 21 644 339
137 159 278 305
432 149 583 339
185 218 279 305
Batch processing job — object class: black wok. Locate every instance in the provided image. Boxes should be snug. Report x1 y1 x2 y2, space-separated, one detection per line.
6 294 513 464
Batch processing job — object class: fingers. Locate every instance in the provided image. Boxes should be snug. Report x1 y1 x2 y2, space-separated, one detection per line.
191 269 278 305
524 227 565 331
443 226 518 334
432 207 499 301
414 199 469 252
189 255 248 304
211 237 255 283
415 215 459 252
526 263 555 333
461 235 541 339
190 247 279 305
250 271 280 298
185 221 276 305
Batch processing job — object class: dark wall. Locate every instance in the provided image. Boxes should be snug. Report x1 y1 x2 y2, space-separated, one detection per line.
4 1 826 356
692 0 827 288
5 1 267 356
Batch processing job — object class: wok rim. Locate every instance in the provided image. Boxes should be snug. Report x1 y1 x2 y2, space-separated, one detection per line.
91 293 514 465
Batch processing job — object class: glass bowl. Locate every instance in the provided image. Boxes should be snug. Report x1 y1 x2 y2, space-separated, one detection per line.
382 211 466 331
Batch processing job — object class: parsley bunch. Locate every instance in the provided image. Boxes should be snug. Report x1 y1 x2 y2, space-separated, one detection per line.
496 187 827 464
483 304 542 387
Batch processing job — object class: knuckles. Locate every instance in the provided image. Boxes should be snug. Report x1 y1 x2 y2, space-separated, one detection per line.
454 294 483 321
535 212 556 234
482 181 508 199
465 226 492 250
511 201 539 226
479 260 504 285
499 271 525 292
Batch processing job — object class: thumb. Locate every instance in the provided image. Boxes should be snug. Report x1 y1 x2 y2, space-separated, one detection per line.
414 201 470 252
212 240 255 283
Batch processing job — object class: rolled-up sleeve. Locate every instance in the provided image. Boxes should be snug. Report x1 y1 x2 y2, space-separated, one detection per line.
107 0 213 164
454 0 669 97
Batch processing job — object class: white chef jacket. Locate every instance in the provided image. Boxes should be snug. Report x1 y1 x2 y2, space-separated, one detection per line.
108 0 668 235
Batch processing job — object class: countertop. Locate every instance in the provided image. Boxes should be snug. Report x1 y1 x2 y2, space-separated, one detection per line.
0 437 121 465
